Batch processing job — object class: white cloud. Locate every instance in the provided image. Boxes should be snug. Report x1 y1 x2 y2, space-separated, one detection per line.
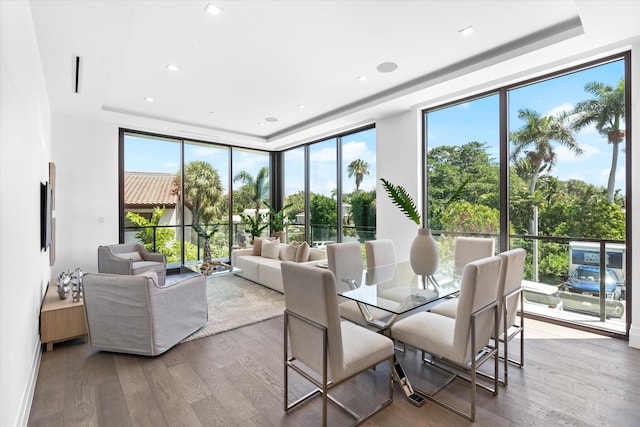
343 140 376 164
547 102 573 117
555 143 600 163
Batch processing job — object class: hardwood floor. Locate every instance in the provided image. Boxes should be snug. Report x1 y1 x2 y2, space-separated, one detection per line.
28 304 640 426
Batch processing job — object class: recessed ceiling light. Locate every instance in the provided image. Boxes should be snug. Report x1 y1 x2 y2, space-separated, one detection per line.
165 64 179 72
258 122 265 126
265 117 278 123
204 3 223 15
356 75 367 81
459 25 475 36
377 62 398 73
144 97 155 102
297 104 307 109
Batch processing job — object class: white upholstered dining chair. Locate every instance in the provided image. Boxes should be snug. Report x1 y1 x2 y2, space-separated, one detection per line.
429 236 495 316
327 242 392 326
365 239 396 268
431 248 527 385
391 255 503 421
281 262 394 426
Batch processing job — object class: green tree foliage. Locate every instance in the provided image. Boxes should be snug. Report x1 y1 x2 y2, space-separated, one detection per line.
510 109 582 196
125 207 175 254
350 190 376 241
428 142 499 230
233 166 270 213
440 200 500 234
284 191 305 223
310 194 337 240
572 78 625 204
175 161 224 226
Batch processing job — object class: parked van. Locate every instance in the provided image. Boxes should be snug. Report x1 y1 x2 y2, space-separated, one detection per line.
566 242 626 299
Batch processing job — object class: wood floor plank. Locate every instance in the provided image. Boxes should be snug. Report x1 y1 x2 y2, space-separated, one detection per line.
167 362 212 405
143 357 204 427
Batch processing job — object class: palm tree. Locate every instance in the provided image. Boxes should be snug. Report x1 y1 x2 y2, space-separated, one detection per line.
510 109 582 242
572 78 625 204
347 159 370 192
233 166 270 217
174 161 224 226
510 109 582 197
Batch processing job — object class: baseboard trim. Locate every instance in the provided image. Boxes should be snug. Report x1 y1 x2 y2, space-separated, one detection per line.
629 323 640 350
15 337 42 427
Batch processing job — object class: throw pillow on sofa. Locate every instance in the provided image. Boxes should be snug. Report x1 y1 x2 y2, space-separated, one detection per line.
252 237 276 256
281 243 298 262
262 239 281 259
295 241 311 262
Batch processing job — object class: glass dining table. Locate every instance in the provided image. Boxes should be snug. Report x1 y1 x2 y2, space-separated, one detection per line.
332 261 460 406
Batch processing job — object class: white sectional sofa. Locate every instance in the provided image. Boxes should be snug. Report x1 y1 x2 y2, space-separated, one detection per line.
231 238 327 293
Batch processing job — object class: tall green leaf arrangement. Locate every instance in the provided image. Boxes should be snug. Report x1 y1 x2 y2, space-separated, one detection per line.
380 178 421 225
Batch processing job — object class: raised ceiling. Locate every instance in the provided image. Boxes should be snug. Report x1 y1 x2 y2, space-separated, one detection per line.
29 1 640 149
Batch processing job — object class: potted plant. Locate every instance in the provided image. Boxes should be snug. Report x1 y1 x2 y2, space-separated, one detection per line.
265 202 292 243
240 211 268 244
380 177 469 276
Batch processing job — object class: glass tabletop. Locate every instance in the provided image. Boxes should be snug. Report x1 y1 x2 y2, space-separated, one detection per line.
336 261 460 315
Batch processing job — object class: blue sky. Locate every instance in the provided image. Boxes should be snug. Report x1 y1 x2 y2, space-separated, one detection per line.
428 59 626 194
126 59 625 197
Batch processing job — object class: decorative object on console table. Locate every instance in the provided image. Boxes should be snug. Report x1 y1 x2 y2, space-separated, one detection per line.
56 270 71 299
41 281 88 351
70 268 84 302
381 178 439 276
55 268 84 301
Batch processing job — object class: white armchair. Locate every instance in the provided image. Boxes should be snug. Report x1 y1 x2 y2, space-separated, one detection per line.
82 270 207 356
98 243 167 285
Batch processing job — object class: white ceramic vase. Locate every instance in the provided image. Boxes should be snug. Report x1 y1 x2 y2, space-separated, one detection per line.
410 228 439 276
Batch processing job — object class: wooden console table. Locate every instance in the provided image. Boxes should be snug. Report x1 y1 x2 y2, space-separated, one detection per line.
40 283 88 351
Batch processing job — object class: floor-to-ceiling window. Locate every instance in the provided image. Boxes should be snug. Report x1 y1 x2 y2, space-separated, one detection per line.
121 130 271 266
424 53 630 336
231 148 270 244
341 127 377 243
426 94 501 278
309 138 338 247
122 133 183 269
183 141 230 265
283 146 305 243
282 125 377 250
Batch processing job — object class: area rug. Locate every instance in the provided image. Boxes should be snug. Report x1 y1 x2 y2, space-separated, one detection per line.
181 274 285 343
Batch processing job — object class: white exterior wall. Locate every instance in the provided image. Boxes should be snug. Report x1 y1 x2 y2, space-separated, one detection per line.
0 2 52 426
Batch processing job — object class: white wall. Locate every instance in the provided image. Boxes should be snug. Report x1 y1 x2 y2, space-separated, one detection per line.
627 39 640 349
375 109 422 262
0 2 52 426
52 113 119 272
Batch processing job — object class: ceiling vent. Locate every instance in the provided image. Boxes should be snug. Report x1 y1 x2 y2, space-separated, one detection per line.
73 55 82 94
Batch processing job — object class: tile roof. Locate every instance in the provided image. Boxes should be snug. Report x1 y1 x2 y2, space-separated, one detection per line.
125 172 178 208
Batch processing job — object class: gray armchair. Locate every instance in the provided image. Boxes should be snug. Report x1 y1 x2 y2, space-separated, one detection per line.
82 270 207 356
98 243 166 285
